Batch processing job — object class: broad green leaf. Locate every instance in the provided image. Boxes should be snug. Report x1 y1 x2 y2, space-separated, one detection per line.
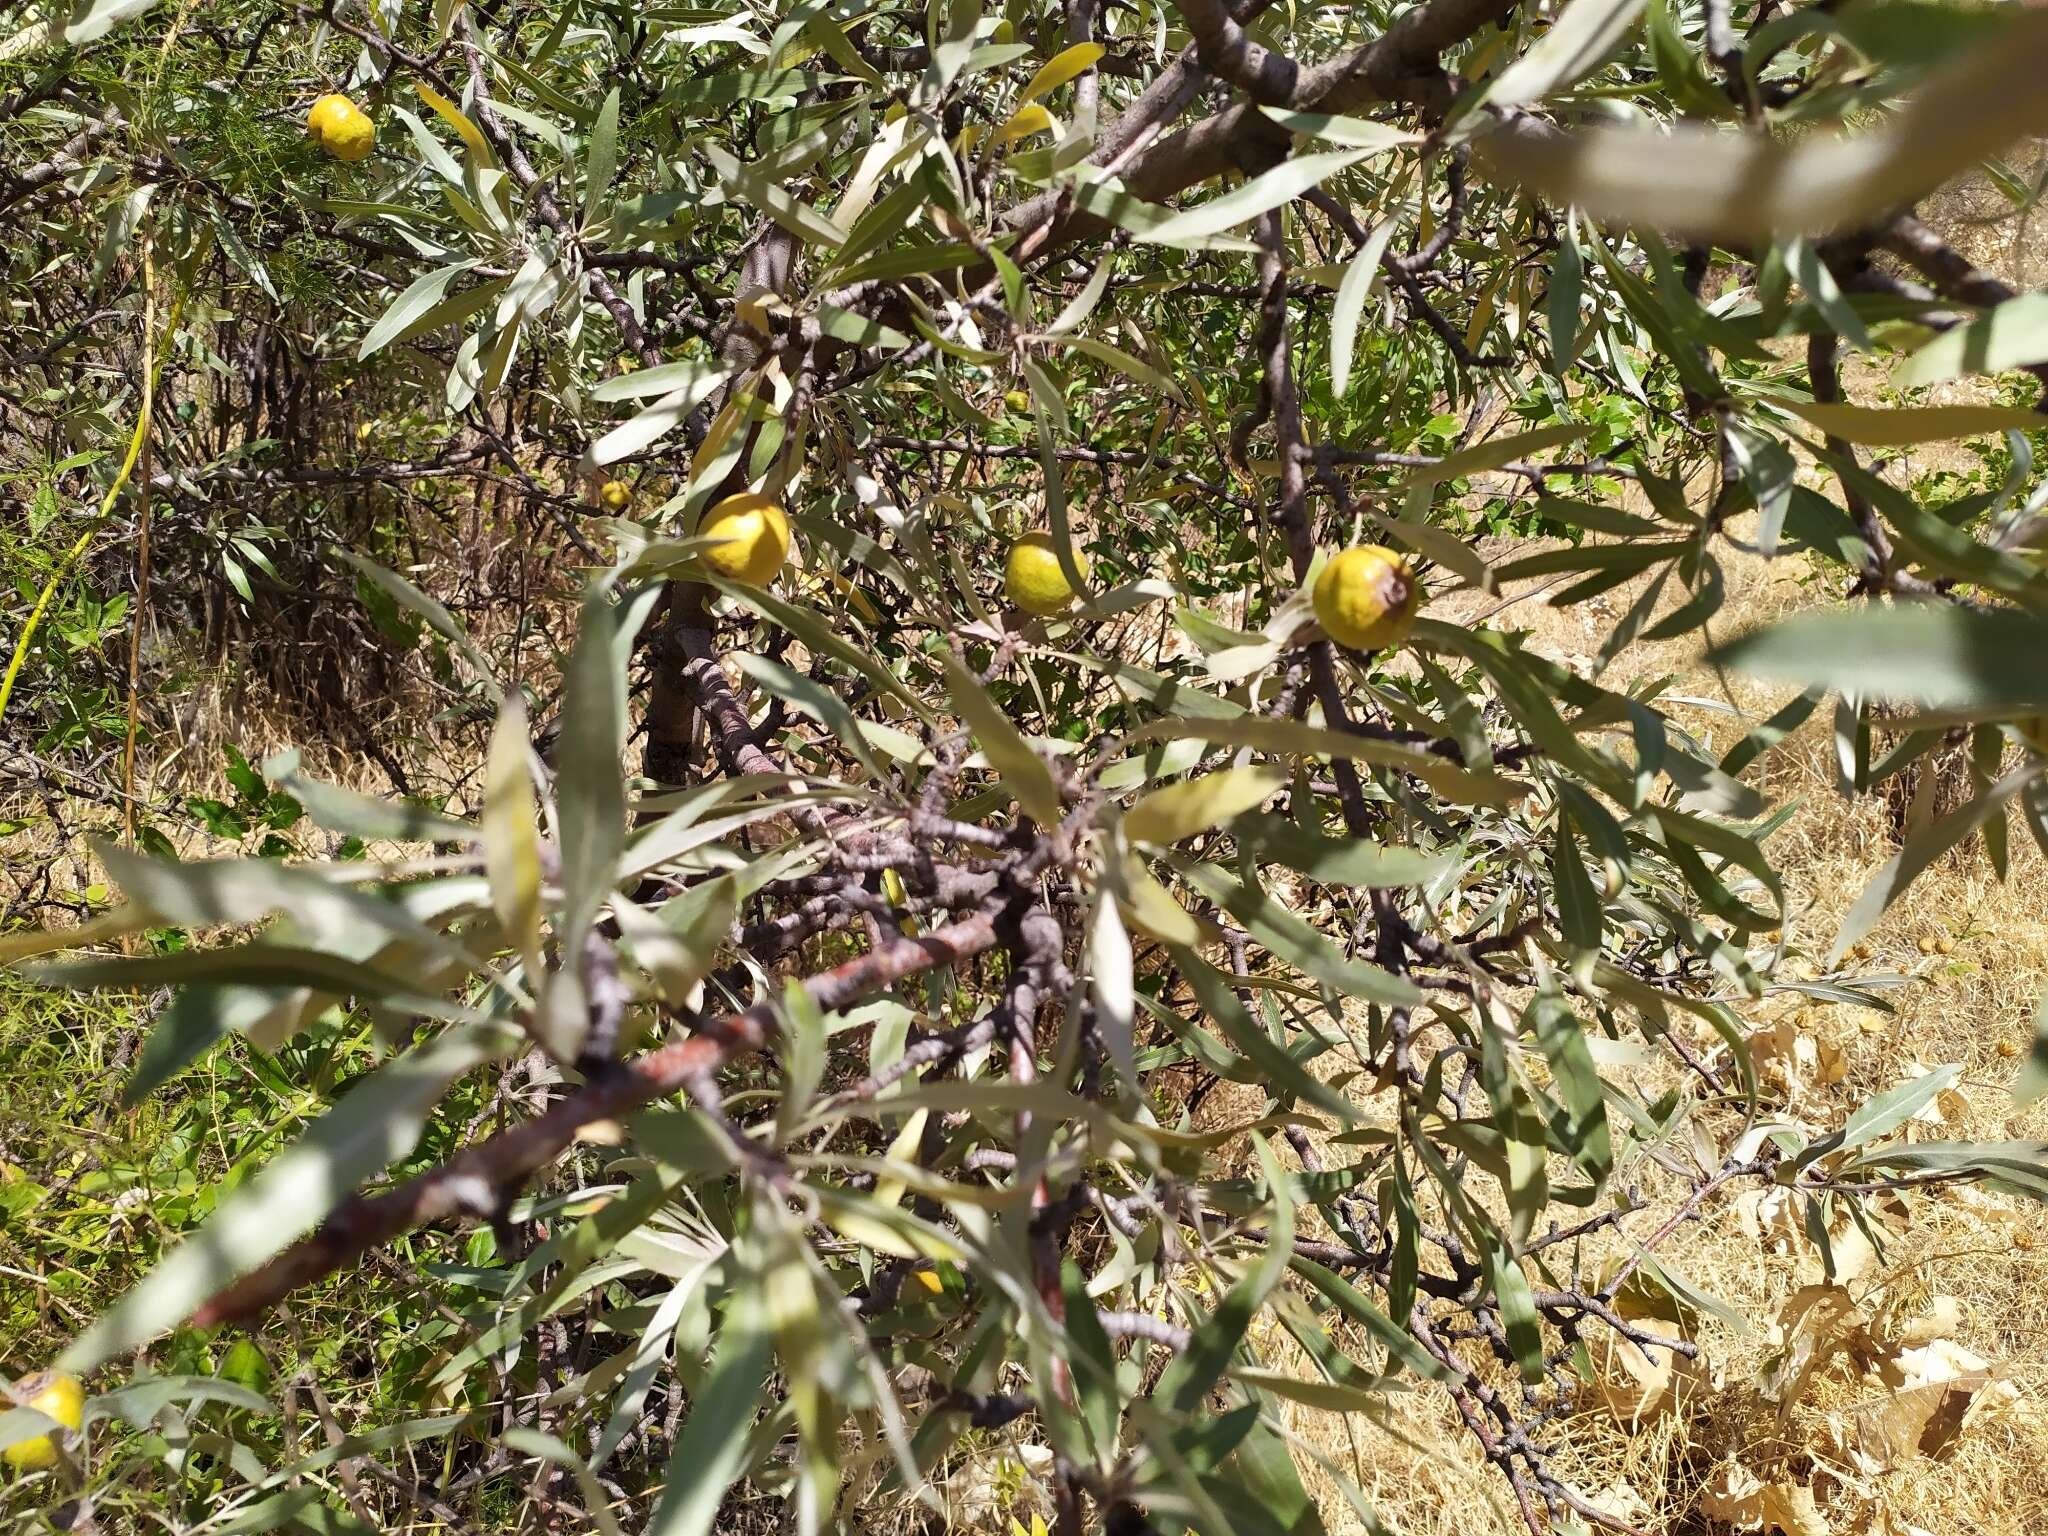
588 358 726 403
1828 762 2042 961
1138 148 1379 246
1331 210 1402 400
941 654 1063 827
1795 1063 1960 1169
556 589 627 955
1474 10 2048 242
1487 0 1647 108
1259 109 1420 151
358 261 479 360
1781 400 2048 446
583 87 622 225
484 701 542 972
1483 1233 1546 1385
1895 292 2048 387
1171 857 1421 1006
1714 605 2048 713
701 142 849 246
644 1291 772 1536
61 1023 515 1371
1089 887 1139 1097
1128 714 1527 806
1403 423 1589 486
1235 813 1449 887
1123 768 1283 845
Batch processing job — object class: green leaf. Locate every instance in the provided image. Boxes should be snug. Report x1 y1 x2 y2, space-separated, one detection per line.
1288 1256 1446 1380
588 358 726 403
1138 149 1380 246
1259 110 1420 151
1488 0 1646 107
1796 1064 1960 1169
556 588 627 951
484 701 542 973
1128 714 1527 807
1330 210 1402 400
701 142 849 246
333 550 501 702
1089 887 1139 1098
1171 858 1421 1006
583 88 622 226
1475 8 2048 241
1172 951 1362 1124
1548 221 1585 382
1124 768 1283 845
1235 813 1450 887
358 261 481 360
1061 1261 1121 1459
1483 1233 1546 1385
1896 291 2048 388
1404 423 1589 486
1782 400 2048 446
644 1292 772 1536
1530 994 1612 1187
1713 604 2048 713
1156 1135 1293 1411
61 1023 515 1372
940 654 1063 827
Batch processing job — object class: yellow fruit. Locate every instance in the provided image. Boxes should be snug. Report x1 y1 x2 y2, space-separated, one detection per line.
4 1373 83 1473
1004 389 1032 415
1005 532 1084 616
1312 544 1420 651
307 93 375 162
1936 937 1955 956
1918 935 1938 955
599 479 633 512
696 492 790 585
911 1268 945 1295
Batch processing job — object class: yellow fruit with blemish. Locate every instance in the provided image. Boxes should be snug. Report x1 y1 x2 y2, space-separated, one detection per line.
599 479 633 512
4 1373 84 1473
1313 545 1421 651
696 492 790 586
307 93 376 163
1005 532 1083 616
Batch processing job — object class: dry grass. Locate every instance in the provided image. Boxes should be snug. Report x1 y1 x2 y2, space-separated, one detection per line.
1252 538 2048 1536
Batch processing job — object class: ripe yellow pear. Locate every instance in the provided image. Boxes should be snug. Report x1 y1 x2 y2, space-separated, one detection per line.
696 492 789 585
4 1373 83 1473
1005 532 1084 616
307 93 376 163
1312 545 1420 651
599 479 633 512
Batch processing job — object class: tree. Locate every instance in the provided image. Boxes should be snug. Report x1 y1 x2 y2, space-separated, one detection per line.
4 0 2048 1530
